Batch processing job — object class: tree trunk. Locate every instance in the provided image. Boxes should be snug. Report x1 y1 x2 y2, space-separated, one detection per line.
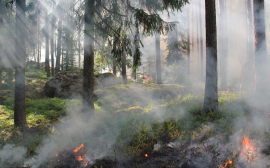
0 67 2 90
187 5 191 76
219 0 228 91
14 0 27 130
50 16 55 76
155 33 162 84
253 0 267 94
122 37 128 84
37 13 40 69
246 0 254 61
82 0 95 114
78 19 82 69
199 0 204 81
113 57 116 75
55 19 62 74
8 68 13 85
45 10 50 77
203 0 218 112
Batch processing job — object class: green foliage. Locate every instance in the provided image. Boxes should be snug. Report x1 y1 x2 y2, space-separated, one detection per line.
152 118 185 143
26 98 66 122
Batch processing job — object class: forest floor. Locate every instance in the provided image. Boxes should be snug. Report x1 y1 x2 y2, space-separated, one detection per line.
1 63 270 168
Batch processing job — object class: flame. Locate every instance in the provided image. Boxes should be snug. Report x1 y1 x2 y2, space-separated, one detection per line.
264 112 270 117
143 75 153 83
221 159 232 168
73 143 91 165
77 155 84 161
144 154 148 158
73 143 84 153
241 135 258 162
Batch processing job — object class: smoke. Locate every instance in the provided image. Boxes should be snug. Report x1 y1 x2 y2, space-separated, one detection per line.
0 144 27 166
1 0 270 167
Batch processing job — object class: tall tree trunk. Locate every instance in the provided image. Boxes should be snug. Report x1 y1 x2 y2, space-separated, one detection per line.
219 0 228 91
203 0 218 112
61 47 64 70
8 68 13 85
37 13 40 69
66 50 69 71
132 58 136 80
14 0 27 130
45 10 50 77
55 19 62 74
199 0 204 80
50 16 55 76
78 19 82 69
122 36 128 84
113 57 116 75
187 5 191 76
82 0 95 114
0 67 2 90
253 0 267 93
155 33 162 84
196 2 200 76
246 0 254 61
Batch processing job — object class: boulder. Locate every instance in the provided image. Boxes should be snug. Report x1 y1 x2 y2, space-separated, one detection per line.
44 71 120 98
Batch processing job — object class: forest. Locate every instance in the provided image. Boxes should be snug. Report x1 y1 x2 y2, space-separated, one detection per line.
0 0 270 167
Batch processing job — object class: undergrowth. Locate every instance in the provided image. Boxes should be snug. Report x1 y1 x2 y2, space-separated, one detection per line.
0 63 256 165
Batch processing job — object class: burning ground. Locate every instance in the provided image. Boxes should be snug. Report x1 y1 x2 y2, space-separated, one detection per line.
1 71 270 167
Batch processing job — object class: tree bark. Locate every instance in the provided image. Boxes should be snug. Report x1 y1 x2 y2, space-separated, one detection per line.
14 0 27 130
122 36 128 84
219 0 228 91
155 33 162 84
246 0 254 61
78 18 82 69
37 13 41 69
50 16 55 76
187 5 191 76
113 57 116 75
199 0 204 81
253 0 267 94
45 10 50 77
8 68 13 85
0 67 2 90
82 0 95 114
203 0 218 112
55 19 62 74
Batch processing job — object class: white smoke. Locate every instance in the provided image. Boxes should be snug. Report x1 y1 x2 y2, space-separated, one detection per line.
0 144 27 166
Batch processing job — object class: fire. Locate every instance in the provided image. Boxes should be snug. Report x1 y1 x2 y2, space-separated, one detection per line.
143 75 153 83
73 143 91 166
73 143 84 153
241 135 258 162
144 154 148 158
221 159 233 168
77 155 84 161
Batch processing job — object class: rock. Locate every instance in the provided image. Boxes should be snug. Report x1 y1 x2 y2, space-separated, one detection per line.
44 71 120 98
96 72 122 87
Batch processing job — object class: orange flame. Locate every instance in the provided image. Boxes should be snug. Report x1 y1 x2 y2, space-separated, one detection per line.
221 159 233 168
143 75 153 83
144 154 148 158
73 143 91 165
73 143 84 153
241 135 257 162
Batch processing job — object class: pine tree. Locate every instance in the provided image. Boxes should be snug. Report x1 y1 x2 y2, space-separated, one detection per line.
14 0 27 130
203 0 218 112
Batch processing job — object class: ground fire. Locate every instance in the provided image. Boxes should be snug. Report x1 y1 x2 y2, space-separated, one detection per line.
221 159 233 168
241 135 258 163
73 143 90 166
143 75 153 83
